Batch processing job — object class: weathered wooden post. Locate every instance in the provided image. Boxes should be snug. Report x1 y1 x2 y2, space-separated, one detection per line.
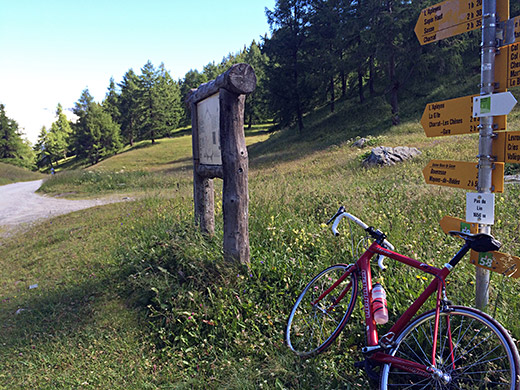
186 63 256 265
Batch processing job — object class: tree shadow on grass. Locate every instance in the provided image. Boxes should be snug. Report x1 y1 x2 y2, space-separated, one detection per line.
0 274 127 352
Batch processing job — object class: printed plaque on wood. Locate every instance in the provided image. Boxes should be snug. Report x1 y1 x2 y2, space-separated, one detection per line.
197 93 222 165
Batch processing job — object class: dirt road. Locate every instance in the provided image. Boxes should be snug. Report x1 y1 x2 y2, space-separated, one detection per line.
0 180 125 230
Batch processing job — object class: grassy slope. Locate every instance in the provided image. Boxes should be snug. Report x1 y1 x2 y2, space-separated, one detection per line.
37 125 271 199
1 95 520 389
0 162 46 186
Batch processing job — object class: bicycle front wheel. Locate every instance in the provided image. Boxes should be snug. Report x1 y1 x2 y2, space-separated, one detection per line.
286 264 358 357
380 306 520 389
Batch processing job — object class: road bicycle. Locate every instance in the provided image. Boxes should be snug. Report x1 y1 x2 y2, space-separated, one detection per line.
286 206 520 389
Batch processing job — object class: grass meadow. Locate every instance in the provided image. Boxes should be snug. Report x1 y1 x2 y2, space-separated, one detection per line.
2 101 520 389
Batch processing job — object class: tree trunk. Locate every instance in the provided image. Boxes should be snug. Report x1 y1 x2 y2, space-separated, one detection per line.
293 73 304 133
369 56 375 96
388 51 400 125
296 99 304 133
330 76 335 113
247 99 253 129
220 90 250 265
386 0 399 125
358 65 365 104
341 70 347 98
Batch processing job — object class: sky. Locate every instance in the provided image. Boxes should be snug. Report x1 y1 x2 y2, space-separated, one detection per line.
0 0 275 144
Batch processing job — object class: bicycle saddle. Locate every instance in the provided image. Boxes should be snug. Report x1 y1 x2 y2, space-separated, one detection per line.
449 231 502 253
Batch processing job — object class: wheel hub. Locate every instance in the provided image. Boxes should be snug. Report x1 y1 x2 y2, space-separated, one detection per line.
430 367 451 385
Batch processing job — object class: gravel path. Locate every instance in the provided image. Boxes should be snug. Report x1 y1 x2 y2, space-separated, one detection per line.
0 180 127 231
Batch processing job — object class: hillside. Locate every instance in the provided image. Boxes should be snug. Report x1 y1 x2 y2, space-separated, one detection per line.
0 162 46 186
1 91 520 388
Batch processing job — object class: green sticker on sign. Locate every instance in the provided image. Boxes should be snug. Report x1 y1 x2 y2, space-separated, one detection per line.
479 252 494 268
460 222 471 234
480 96 491 114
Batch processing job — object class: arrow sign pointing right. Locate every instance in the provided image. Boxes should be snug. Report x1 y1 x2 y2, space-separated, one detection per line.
473 92 517 117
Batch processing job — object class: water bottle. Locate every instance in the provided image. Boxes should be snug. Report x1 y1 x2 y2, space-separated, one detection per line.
371 283 389 325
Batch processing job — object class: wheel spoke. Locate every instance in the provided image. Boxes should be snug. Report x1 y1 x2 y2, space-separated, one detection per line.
380 308 519 390
286 265 357 357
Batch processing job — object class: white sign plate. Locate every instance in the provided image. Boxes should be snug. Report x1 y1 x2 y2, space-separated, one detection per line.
197 93 222 165
466 193 495 224
473 92 517 118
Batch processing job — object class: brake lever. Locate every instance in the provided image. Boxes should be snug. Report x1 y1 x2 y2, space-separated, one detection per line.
326 206 345 225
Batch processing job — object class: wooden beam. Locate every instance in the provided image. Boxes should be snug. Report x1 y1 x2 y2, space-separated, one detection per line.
220 89 250 265
197 164 223 179
186 63 256 105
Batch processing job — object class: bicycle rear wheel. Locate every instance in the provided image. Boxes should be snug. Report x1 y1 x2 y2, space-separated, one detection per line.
380 306 520 389
286 264 358 357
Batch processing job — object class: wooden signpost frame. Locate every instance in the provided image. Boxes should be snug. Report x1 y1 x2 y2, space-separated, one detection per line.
186 63 256 265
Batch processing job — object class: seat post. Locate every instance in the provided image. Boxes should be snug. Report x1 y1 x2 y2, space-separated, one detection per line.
448 242 471 268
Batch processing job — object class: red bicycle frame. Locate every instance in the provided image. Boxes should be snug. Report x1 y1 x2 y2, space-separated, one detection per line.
317 240 455 376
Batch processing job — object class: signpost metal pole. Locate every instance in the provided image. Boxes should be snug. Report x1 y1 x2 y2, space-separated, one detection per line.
476 0 497 309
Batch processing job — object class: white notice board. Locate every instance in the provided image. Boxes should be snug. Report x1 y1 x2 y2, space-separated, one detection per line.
466 193 495 225
197 93 221 165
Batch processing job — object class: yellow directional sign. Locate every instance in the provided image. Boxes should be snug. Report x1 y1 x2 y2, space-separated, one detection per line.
470 250 520 278
496 42 520 91
415 0 482 45
492 131 520 163
415 0 509 45
421 95 506 137
503 15 520 46
439 215 478 235
422 160 504 192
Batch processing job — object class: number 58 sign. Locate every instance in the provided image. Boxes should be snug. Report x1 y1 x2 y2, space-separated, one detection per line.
470 251 520 278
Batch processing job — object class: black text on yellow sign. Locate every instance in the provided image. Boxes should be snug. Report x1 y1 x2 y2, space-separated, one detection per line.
415 0 509 45
496 42 520 92
492 131 520 163
421 95 506 137
422 160 504 192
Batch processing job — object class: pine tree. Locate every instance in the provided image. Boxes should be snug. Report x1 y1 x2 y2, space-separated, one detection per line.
103 77 121 125
157 63 182 133
118 69 140 146
46 103 73 164
72 89 122 164
34 126 50 168
243 40 270 127
72 88 95 158
264 0 313 133
84 103 122 164
137 61 161 143
0 103 34 168
136 61 182 143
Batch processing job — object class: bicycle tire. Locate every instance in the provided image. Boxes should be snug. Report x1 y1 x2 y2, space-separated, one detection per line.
286 264 358 357
379 305 520 389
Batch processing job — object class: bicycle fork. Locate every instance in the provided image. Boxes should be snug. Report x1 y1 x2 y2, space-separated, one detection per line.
372 281 456 383
310 265 353 311
432 282 456 371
